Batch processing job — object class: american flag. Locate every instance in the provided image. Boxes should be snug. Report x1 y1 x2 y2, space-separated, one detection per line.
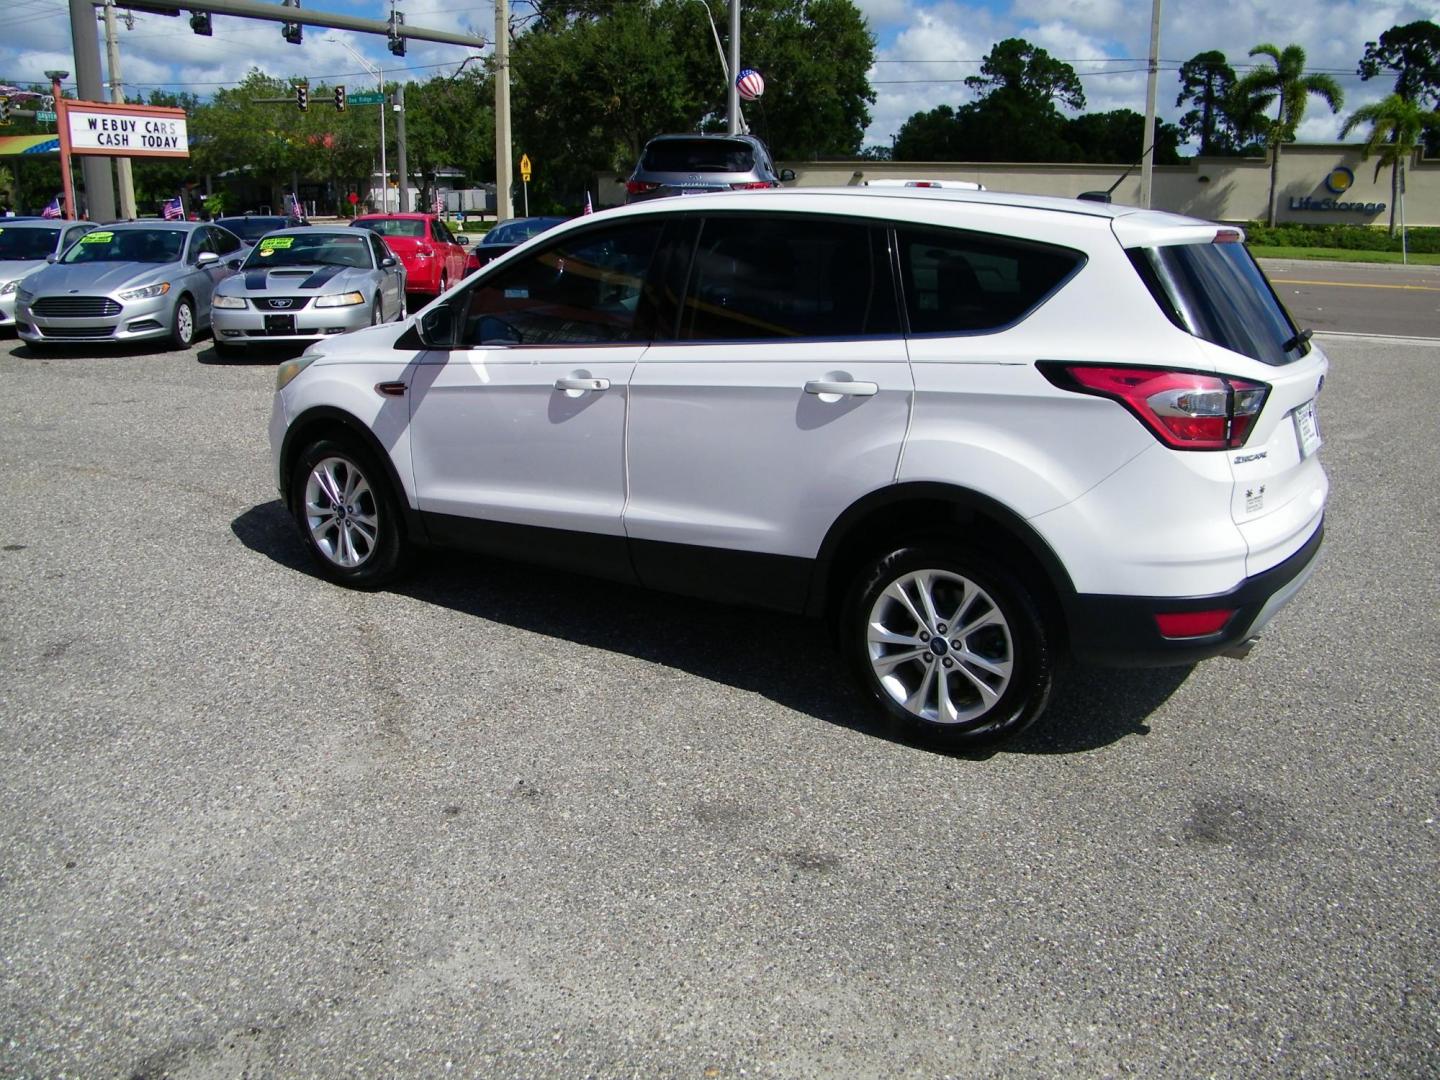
583 190 593 216
162 195 184 221
285 192 303 219
41 194 63 219
433 188 443 216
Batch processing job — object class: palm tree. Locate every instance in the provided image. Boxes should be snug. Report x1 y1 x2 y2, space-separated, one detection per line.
1235 44 1344 226
1341 94 1440 235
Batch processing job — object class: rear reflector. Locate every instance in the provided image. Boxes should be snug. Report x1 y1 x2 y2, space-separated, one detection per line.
1038 364 1269 451
1155 610 1236 638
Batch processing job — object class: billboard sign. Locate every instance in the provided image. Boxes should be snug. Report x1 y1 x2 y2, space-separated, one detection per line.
61 100 189 158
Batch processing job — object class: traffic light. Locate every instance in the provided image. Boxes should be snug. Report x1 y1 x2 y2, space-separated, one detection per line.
387 10 406 57
188 10 211 35
334 85 346 112
281 0 302 44
295 84 308 112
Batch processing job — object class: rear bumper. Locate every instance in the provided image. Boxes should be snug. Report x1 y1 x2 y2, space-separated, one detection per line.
1064 520 1324 667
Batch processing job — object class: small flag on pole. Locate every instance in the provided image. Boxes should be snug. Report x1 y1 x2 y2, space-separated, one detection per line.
583 190 593 216
162 195 185 221
284 192 303 219
433 188 443 216
41 194 63 219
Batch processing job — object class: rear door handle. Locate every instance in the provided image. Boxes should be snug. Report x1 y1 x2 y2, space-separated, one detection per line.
805 379 878 397
554 377 611 392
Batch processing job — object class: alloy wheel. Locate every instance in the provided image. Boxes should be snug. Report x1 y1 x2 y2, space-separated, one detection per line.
865 568 1015 725
303 455 379 568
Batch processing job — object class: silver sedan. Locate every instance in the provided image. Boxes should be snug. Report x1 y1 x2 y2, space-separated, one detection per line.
14 220 247 349
0 219 99 329
210 228 406 356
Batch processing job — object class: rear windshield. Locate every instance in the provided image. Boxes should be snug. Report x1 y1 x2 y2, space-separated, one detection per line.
352 218 426 239
642 140 756 173
1132 242 1305 366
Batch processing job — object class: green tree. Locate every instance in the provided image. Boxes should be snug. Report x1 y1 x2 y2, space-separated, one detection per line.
400 69 495 212
1340 94 1440 234
894 39 1085 163
1235 43 1343 226
1357 21 1440 155
1175 51 1265 155
1062 110 1181 165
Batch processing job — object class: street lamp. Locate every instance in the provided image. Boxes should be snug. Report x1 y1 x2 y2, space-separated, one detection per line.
45 69 76 220
690 0 746 134
326 35 388 213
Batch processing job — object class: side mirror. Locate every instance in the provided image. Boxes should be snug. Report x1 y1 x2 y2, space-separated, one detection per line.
418 304 458 348
46 253 58 264
381 255 398 268
455 235 470 246
196 250 220 266
779 168 796 183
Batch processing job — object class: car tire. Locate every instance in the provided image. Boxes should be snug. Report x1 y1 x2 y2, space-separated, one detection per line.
370 297 383 327
842 543 1052 747
290 436 406 587
168 296 196 350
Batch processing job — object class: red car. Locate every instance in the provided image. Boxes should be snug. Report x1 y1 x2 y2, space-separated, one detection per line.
349 213 469 297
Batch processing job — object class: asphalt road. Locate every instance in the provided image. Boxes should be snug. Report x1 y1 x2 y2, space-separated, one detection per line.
0 324 1436 1077
1258 258 1440 340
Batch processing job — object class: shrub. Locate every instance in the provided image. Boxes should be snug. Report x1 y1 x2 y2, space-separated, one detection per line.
1242 222 1440 254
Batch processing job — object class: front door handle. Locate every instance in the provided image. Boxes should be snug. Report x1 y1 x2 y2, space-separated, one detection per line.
554 377 611 392
805 379 878 397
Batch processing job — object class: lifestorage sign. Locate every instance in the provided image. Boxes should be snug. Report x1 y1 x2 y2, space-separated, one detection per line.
62 101 189 158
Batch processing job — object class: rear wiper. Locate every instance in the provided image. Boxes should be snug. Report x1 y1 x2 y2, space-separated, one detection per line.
1282 327 1313 353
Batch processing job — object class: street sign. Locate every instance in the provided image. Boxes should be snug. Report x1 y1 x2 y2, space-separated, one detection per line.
36 110 57 123
347 192 359 205
519 154 532 183
348 92 385 105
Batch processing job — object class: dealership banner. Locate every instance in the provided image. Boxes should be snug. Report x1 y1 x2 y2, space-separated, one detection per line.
60 100 189 159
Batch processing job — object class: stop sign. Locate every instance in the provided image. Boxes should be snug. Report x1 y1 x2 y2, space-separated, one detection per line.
347 192 359 205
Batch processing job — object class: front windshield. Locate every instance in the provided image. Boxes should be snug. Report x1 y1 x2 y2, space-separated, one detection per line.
0 227 61 260
352 218 425 238
244 233 372 269
219 217 288 242
62 228 186 264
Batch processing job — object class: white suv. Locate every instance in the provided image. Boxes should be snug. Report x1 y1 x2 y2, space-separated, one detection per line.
268 188 1327 746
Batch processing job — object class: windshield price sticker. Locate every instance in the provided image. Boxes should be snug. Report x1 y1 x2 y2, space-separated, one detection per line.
81 231 114 244
258 236 294 254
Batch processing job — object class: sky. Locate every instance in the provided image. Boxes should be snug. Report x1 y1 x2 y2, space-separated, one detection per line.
5 0 1440 151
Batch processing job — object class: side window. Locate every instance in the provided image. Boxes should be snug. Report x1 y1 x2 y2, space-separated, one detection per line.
210 227 241 255
187 229 216 264
63 226 90 249
369 234 390 267
677 215 899 341
433 219 455 246
896 225 1084 334
457 223 663 346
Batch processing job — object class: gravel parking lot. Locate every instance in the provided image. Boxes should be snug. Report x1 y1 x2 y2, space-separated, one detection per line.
1 332 1436 1077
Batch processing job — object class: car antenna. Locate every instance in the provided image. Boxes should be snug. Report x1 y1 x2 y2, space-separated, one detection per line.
1077 144 1153 204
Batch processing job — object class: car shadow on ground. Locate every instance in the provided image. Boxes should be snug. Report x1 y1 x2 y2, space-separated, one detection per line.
197 340 308 366
232 500 1192 757
5 337 177 360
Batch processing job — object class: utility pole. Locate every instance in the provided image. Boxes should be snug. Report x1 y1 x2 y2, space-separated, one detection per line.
726 0 739 134
1140 0 1161 208
494 0 512 220
101 0 138 219
395 82 408 211
67 0 117 220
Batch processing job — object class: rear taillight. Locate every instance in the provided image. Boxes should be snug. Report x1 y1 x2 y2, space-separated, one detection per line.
1155 609 1236 638
730 181 772 190
1040 364 1269 450
626 180 660 195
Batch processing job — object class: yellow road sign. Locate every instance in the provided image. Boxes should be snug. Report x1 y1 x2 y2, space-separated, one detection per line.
519 153 532 183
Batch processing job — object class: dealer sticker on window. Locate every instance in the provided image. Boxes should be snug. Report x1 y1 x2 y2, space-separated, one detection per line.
258 236 294 251
80 231 113 244
1293 397 1322 458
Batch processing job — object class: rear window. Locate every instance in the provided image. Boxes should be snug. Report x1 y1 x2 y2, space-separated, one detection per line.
1131 242 1304 366
642 140 756 173
896 226 1084 334
352 218 426 239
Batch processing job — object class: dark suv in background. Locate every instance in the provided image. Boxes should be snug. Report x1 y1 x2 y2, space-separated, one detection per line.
624 133 795 203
